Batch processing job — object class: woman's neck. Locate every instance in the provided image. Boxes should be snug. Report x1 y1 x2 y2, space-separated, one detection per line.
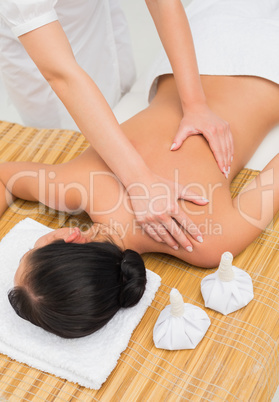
85 219 151 254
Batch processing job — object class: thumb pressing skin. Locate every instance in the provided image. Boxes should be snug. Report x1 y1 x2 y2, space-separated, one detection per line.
170 141 180 151
179 187 209 205
170 132 186 151
170 125 197 151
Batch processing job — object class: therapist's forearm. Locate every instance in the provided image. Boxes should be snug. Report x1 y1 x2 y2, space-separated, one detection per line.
146 0 206 109
19 21 149 186
48 64 149 185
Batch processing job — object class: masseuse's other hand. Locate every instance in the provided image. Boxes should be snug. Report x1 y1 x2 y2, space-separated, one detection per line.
170 103 234 178
127 172 209 251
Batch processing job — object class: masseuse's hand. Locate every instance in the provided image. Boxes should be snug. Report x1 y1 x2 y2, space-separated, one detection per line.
127 172 209 251
170 103 234 178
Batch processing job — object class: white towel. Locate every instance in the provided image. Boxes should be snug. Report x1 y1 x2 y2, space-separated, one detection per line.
147 0 279 102
0 218 161 389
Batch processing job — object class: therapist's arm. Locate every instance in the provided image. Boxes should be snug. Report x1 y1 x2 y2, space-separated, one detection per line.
146 0 234 177
18 21 208 250
19 21 145 187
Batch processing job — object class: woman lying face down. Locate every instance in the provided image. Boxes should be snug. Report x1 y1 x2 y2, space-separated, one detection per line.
3 73 279 338
11 226 147 339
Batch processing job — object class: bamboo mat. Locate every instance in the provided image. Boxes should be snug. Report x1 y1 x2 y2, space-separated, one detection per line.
0 120 278 402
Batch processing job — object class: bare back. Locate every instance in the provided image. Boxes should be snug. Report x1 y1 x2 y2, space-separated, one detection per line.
2 75 279 267
49 74 277 265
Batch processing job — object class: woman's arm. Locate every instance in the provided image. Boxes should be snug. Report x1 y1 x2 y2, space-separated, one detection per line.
0 161 38 219
0 181 12 218
0 160 84 217
188 153 279 268
146 0 234 176
0 162 43 220
0 151 207 251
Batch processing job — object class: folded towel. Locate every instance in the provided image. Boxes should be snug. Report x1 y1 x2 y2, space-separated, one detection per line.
0 218 161 389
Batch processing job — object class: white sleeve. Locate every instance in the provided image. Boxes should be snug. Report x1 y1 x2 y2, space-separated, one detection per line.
0 0 58 37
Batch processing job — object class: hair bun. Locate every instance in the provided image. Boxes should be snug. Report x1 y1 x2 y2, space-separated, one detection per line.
119 249 146 308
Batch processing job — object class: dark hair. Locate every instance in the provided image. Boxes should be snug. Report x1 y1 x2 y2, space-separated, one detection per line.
8 240 146 339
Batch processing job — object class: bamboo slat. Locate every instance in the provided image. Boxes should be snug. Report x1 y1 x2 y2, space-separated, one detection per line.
0 120 278 402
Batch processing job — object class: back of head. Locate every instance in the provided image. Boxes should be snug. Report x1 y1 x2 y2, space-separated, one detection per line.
8 240 146 338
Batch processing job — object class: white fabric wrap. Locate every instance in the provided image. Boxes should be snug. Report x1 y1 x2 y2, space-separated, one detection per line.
0 218 161 389
153 303 210 350
146 0 279 102
0 0 58 37
201 266 254 315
